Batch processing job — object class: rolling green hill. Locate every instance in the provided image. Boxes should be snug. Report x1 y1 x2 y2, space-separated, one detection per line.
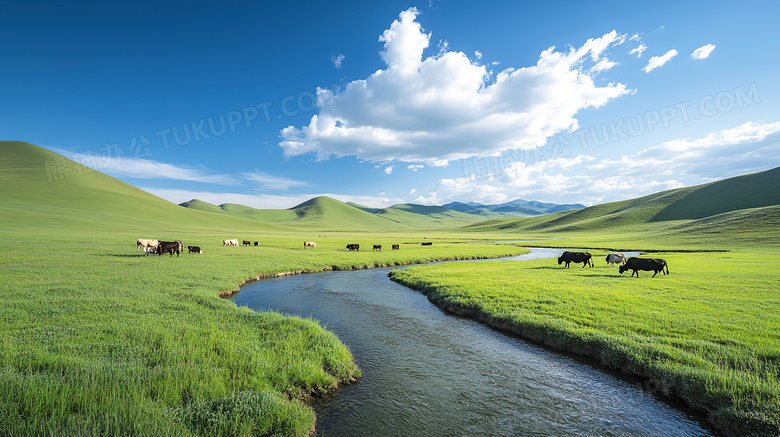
0 141 290 235
464 166 780 235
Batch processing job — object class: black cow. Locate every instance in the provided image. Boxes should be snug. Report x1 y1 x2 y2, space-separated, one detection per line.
346 244 360 251
373 245 382 251
254 241 259 247
158 241 180 257
187 245 202 254
392 244 400 250
421 242 433 246
242 240 251 246
619 257 669 277
558 251 593 268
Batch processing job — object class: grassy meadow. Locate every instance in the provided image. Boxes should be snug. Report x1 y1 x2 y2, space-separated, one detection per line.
390 244 780 435
0 142 529 435
2 141 779 436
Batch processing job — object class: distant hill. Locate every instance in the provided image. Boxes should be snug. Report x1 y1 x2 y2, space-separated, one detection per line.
443 199 585 216
0 141 289 234
464 166 780 234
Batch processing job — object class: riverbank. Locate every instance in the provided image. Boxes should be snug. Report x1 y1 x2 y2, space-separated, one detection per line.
0 233 525 436
388 250 780 436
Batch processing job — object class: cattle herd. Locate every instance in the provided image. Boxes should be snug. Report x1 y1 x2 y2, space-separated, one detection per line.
135 240 668 278
558 251 670 278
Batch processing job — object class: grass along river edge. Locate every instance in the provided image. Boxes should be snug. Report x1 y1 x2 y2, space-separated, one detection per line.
389 248 780 437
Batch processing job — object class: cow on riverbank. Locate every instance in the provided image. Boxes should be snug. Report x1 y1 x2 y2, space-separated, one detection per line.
619 258 669 277
606 253 626 266
558 251 593 268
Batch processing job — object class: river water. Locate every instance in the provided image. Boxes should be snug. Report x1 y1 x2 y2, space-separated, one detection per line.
230 248 712 436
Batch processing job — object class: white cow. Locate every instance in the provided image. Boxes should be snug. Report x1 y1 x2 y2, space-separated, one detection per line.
223 239 239 247
137 239 158 255
303 241 316 249
605 252 626 266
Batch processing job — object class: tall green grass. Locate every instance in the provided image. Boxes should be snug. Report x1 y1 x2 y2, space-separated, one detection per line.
389 250 780 435
0 227 524 435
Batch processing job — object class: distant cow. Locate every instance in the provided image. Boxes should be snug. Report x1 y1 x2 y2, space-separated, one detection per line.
137 239 158 255
254 242 259 247
346 244 360 251
187 245 202 254
558 251 593 268
158 241 180 257
373 245 382 251
392 244 400 250
223 239 239 246
619 258 669 278
174 240 184 251
242 240 251 247
605 253 626 266
421 242 433 246
304 241 316 249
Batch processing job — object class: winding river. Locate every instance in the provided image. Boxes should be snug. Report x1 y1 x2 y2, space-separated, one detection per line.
230 248 713 436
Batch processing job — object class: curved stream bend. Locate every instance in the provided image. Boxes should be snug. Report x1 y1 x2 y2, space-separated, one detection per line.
231 248 711 436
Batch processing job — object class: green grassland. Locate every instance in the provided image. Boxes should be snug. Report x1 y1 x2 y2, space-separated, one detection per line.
2 140 779 436
0 142 527 436
389 246 780 435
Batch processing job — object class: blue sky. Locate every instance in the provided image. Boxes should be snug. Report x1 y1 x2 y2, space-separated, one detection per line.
3 1 779 208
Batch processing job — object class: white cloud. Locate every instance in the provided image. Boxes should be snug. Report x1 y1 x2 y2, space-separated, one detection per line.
280 8 630 165
142 188 403 209
384 165 394 174
629 44 646 57
690 44 716 60
331 53 345 68
411 121 780 206
642 49 678 73
242 171 309 190
57 149 239 185
407 164 424 171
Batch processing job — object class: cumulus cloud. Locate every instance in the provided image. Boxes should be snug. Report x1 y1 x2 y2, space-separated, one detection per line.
408 164 424 171
690 44 716 60
642 49 678 73
384 165 394 174
411 121 780 206
280 8 630 166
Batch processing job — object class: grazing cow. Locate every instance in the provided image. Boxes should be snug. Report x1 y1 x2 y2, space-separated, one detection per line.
242 240 251 247
254 241 259 247
421 242 433 246
392 244 400 250
145 246 158 255
304 241 316 249
158 241 181 257
605 252 626 266
187 245 202 254
373 245 382 251
558 251 593 268
223 239 239 246
619 257 669 278
346 244 360 251
137 239 158 253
